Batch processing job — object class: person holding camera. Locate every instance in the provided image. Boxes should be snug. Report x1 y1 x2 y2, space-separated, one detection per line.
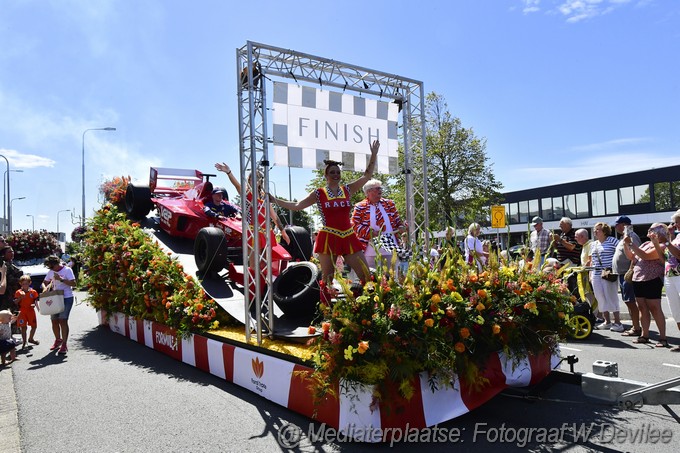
612 216 642 336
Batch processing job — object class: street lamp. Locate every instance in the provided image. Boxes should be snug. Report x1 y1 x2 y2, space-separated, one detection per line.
3 169 23 234
57 209 71 237
26 214 34 231
9 197 25 232
82 127 116 226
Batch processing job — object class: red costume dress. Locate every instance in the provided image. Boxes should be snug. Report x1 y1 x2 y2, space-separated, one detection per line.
245 192 278 248
315 185 363 255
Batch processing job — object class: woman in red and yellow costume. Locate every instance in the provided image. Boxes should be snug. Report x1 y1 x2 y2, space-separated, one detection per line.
271 140 380 291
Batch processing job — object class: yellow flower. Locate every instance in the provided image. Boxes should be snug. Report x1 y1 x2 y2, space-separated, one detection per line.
344 346 356 360
476 302 486 312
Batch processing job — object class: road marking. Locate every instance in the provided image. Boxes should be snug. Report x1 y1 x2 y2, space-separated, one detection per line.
662 363 680 369
559 345 582 352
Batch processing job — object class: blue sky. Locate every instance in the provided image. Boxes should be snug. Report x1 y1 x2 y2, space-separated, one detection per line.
1 0 678 238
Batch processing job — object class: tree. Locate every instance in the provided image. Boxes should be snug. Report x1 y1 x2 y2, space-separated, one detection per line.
413 92 503 231
272 198 314 232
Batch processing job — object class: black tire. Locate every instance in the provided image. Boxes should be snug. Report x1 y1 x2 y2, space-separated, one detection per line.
194 227 230 274
273 262 320 317
281 226 313 261
125 183 153 219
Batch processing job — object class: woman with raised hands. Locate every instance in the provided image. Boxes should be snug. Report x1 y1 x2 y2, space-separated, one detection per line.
270 140 380 300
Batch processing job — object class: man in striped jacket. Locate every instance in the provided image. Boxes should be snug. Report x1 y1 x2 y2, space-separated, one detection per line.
351 179 406 270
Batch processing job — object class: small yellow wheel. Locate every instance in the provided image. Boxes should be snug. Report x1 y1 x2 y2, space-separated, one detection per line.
568 314 592 340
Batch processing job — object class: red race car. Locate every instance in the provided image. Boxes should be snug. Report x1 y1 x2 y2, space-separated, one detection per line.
124 167 302 276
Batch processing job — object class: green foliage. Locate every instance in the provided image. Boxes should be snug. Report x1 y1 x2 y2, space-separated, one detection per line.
272 200 314 232
305 247 573 403
83 204 234 336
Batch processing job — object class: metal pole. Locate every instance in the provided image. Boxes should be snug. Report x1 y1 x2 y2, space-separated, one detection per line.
26 214 34 231
288 166 293 225
0 155 8 233
57 209 71 236
82 127 116 226
9 197 25 232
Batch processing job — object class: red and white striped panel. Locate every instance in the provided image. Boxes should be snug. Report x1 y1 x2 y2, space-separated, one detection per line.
100 311 557 440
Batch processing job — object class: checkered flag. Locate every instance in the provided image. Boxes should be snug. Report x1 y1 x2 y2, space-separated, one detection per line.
379 233 412 262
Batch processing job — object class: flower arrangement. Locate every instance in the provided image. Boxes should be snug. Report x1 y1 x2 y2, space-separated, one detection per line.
99 176 130 205
83 204 232 336
8 230 61 262
71 225 88 242
303 249 574 402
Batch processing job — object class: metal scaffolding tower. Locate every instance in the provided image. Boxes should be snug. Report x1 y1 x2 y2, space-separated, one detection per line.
236 41 428 345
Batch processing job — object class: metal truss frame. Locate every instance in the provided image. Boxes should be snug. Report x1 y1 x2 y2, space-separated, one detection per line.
236 41 429 345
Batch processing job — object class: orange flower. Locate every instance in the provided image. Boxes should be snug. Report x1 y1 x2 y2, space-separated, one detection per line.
430 294 441 305
492 324 501 335
357 341 369 354
459 327 471 339
308 325 317 334
477 289 487 299
454 342 466 353
445 306 456 318
524 302 536 310
446 279 455 291
322 322 331 332
558 312 565 319
476 302 486 312
424 318 435 328
469 274 479 283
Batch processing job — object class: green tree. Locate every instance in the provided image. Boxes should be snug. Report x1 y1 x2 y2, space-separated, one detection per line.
414 92 503 231
272 198 314 232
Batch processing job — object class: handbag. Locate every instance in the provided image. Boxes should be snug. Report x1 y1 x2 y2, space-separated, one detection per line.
38 282 65 315
601 268 618 282
595 248 618 282
623 260 635 283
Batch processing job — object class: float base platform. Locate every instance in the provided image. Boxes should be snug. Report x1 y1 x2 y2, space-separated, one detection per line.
99 310 559 441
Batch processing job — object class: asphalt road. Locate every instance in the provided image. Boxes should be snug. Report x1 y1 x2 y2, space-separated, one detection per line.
1 292 680 453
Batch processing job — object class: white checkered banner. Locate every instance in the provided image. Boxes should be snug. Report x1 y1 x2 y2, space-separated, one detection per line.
272 82 400 175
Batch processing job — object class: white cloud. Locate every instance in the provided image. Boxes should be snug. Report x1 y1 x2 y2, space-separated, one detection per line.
516 0 644 22
522 0 542 13
503 149 678 192
0 148 56 169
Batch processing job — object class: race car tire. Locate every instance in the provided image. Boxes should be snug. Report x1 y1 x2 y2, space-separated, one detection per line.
125 183 153 219
194 227 230 274
272 261 320 317
281 225 313 261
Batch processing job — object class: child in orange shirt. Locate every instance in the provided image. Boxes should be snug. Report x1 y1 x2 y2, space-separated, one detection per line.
14 275 39 348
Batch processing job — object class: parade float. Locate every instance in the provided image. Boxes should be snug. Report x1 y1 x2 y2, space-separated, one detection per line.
84 42 574 440
85 200 572 440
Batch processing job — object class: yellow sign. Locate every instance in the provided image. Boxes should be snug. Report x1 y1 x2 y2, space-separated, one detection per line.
491 205 506 228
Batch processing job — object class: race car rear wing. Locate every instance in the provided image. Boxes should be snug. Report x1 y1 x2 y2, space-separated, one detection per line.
149 167 203 195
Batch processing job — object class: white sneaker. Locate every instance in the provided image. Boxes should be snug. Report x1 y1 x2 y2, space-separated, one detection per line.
610 323 625 332
595 322 612 330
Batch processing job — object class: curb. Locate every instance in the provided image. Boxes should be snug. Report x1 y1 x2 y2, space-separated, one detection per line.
0 365 20 453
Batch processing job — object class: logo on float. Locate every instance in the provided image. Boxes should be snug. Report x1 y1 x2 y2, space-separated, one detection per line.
250 357 267 393
155 331 178 351
252 357 265 379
